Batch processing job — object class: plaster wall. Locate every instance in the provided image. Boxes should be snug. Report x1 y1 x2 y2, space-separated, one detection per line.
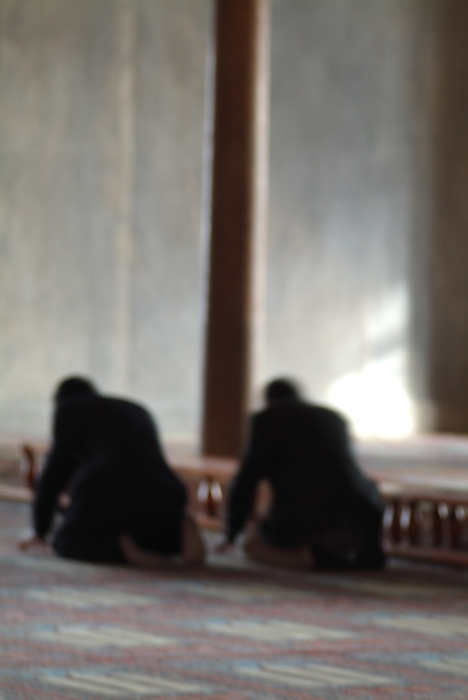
0 0 455 443
0 0 210 441
266 0 438 437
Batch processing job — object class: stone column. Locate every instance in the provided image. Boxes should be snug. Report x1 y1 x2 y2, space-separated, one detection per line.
201 0 270 456
426 0 468 433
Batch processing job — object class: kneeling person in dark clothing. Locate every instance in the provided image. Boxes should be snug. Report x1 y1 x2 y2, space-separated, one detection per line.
20 377 205 567
221 379 385 570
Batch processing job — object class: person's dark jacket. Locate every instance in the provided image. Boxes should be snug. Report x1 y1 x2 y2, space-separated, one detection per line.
34 394 187 550
227 399 384 549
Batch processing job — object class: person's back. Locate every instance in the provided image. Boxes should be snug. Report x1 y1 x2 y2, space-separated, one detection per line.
225 379 385 570
43 392 183 500
24 376 204 567
60 393 163 465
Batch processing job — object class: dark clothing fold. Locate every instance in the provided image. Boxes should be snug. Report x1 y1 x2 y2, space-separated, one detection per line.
227 400 385 569
34 394 187 562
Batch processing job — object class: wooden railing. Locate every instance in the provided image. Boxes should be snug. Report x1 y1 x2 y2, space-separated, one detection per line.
379 482 468 566
6 444 468 567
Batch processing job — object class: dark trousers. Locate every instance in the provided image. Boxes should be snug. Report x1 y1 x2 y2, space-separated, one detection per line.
53 499 184 564
312 536 386 570
261 516 386 571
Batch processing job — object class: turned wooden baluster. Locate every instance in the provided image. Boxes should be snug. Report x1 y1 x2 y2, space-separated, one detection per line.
197 479 209 516
449 504 464 549
420 501 433 548
390 499 403 545
21 444 39 491
197 478 223 518
408 500 420 546
457 506 468 548
433 502 443 547
383 503 394 544
399 502 411 545
209 479 223 516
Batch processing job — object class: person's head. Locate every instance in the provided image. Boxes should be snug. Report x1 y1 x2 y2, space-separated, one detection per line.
264 378 301 406
54 376 97 403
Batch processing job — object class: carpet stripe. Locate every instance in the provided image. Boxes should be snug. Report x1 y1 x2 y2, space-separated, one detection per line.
419 657 468 676
206 619 353 641
44 676 126 696
32 625 177 648
182 583 311 602
377 615 468 637
238 662 393 688
42 672 207 696
27 587 155 608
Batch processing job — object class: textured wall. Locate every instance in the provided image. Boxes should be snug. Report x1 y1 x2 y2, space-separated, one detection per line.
266 0 438 437
0 0 210 440
1 0 463 443
131 1 210 439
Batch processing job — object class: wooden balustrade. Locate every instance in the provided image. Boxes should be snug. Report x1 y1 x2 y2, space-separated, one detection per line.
7 443 468 567
380 483 468 565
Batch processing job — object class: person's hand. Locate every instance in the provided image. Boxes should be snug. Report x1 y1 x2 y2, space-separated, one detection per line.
18 534 48 552
213 538 234 554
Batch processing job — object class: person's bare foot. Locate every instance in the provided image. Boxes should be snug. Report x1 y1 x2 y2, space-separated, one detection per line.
119 534 172 569
119 516 205 569
181 515 205 566
18 533 50 553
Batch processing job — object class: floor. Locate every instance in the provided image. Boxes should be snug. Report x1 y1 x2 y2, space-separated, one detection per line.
2 500 468 699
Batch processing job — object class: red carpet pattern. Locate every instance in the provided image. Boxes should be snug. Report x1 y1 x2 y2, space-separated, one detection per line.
2 501 468 699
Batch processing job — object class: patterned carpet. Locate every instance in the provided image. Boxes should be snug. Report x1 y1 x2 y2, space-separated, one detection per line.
2 501 468 699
